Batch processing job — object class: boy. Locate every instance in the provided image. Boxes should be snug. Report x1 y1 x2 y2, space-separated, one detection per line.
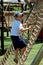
10 12 31 63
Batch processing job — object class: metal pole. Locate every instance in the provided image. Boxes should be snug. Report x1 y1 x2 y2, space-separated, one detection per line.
1 0 4 54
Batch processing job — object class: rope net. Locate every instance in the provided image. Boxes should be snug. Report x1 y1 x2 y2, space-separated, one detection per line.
17 0 43 65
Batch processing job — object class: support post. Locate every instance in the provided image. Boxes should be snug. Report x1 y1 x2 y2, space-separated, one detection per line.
1 0 4 54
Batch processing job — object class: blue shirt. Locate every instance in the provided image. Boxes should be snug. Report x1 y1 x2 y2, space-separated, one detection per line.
10 19 23 36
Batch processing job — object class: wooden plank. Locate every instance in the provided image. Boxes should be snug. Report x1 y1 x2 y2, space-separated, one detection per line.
30 45 43 65
3 11 14 16
0 2 23 4
3 11 30 16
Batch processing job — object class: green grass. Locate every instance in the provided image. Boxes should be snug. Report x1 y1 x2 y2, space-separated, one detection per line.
0 37 43 65
24 44 43 65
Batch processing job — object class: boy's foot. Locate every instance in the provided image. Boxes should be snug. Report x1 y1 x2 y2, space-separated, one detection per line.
14 58 18 64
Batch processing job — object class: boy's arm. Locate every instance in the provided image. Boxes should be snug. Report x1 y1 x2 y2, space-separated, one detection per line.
22 23 27 27
20 26 32 32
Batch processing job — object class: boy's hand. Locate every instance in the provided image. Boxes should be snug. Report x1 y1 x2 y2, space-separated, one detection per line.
29 26 32 30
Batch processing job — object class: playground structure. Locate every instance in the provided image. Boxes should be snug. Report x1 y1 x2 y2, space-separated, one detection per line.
0 1 35 53
0 1 24 54
0 0 43 65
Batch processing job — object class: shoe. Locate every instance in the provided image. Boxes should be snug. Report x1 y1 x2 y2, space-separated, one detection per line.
14 58 18 64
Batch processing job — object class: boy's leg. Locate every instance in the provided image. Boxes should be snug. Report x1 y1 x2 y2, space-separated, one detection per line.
15 48 18 59
21 47 26 55
14 48 19 63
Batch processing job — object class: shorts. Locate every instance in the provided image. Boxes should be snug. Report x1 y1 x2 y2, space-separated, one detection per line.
11 36 27 50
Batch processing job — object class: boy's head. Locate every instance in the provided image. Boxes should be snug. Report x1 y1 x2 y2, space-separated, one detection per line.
14 12 23 21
